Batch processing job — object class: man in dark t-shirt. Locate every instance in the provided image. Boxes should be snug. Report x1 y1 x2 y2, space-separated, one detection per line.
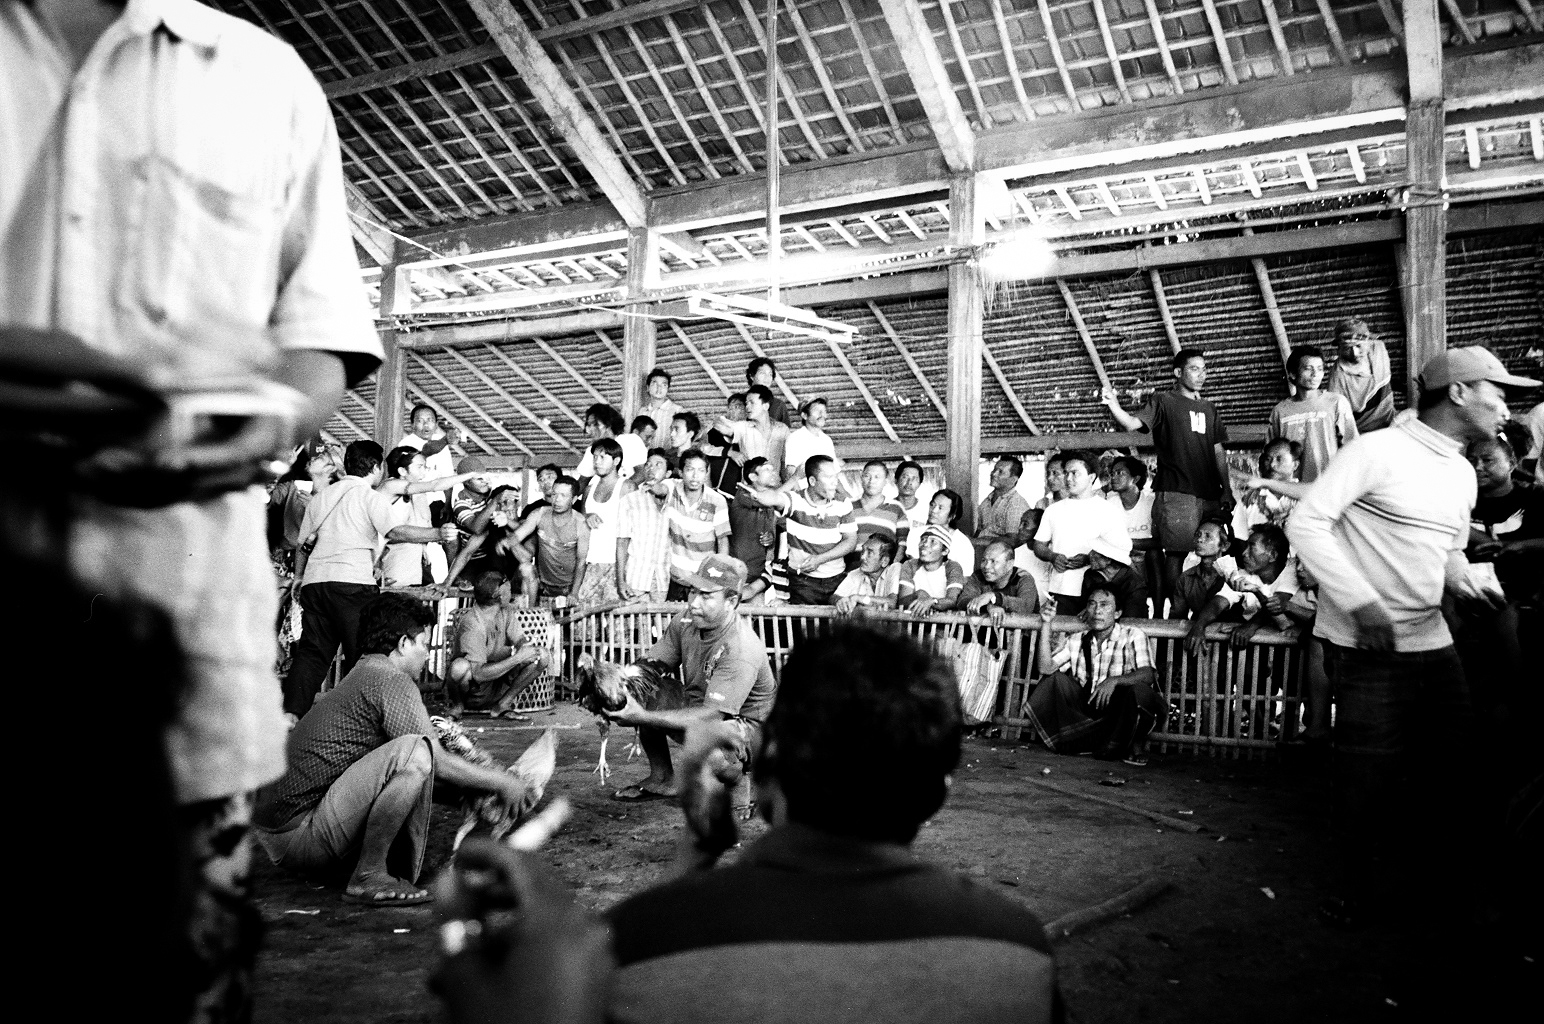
727 456 781 579
254 595 529 906
1100 347 1233 607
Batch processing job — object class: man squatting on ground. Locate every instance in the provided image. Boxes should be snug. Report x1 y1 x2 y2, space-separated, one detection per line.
255 595 536 905
445 570 545 720
604 554 777 804
433 624 1061 1024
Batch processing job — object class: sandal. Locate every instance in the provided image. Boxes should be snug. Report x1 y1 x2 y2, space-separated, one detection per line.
495 709 531 721
612 785 674 802
1122 752 1150 767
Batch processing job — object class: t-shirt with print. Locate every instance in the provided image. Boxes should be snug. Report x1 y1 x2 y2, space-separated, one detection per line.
728 489 778 579
1105 489 1154 541
647 614 776 723
784 491 858 580
1136 390 1229 498
1268 392 1359 483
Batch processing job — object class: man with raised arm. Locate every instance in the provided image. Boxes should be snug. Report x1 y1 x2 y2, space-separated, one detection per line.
1100 349 1233 604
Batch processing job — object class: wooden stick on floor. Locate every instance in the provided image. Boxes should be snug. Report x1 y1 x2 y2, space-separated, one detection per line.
1028 778 1204 833
1043 878 1172 942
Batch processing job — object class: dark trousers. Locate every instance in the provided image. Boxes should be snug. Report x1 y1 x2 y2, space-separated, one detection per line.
1325 642 1474 909
284 581 378 717
788 571 843 606
1024 670 1161 757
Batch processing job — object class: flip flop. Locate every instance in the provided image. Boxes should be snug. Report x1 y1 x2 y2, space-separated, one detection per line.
496 709 532 721
612 785 674 802
342 882 432 906
1122 753 1150 767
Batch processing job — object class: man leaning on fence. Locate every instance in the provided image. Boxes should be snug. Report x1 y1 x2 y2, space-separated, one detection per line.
1025 587 1162 767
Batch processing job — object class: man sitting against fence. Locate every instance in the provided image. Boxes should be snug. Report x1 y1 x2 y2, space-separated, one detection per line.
833 534 902 616
1025 586 1163 767
959 540 1041 623
446 571 546 721
255 595 534 906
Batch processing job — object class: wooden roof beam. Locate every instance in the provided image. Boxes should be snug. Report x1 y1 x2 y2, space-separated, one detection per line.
1198 0 1240 86
465 0 647 227
987 0 1036 121
665 322 733 397
407 353 538 457
1142 0 1184 94
477 344 589 432
395 43 1544 249
820 337 902 444
1055 280 1112 393
532 338 608 403
1036 0 1082 110
345 183 396 267
982 342 1039 436
865 301 946 421
1312 0 1353 65
1261 0 1294 77
1148 268 1182 354
877 0 976 171
441 346 582 450
1090 0 1133 105
322 0 708 98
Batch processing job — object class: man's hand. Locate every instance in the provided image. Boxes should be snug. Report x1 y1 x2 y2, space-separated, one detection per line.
1263 593 1290 616
1066 553 1090 569
910 594 937 616
497 776 533 818
439 524 459 544
602 692 648 728
1039 597 1058 625
1229 621 1262 649
1090 677 1118 709
835 596 857 616
1184 620 1208 657
1051 554 1073 572
1348 601 1396 652
584 513 603 530
431 837 613 1024
1218 487 1236 514
735 482 780 508
965 593 995 616
1099 384 1121 409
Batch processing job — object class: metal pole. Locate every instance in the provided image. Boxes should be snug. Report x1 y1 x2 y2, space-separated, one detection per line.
765 0 780 308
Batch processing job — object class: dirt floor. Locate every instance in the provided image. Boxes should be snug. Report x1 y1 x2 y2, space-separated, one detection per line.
251 700 1413 1024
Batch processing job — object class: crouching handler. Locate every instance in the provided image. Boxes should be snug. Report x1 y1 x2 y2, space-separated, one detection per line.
254 594 534 906
1025 586 1163 766
446 570 546 721
607 555 776 803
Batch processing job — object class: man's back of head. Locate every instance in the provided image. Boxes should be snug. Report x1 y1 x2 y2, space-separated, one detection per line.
760 624 961 844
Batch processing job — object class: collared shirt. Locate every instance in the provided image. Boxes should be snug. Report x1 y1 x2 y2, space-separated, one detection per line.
298 476 410 586
1288 416 1475 652
637 398 685 437
3 0 382 803
647 614 776 722
617 488 673 593
977 487 1031 541
784 490 858 580
665 482 730 579
253 654 435 830
1052 623 1154 688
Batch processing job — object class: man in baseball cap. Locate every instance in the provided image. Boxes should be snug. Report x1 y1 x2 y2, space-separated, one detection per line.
1286 344 1534 957
603 554 775 804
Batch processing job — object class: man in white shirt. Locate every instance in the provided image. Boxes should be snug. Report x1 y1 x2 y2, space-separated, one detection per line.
289 441 455 716
1032 451 1124 616
783 397 836 488
1288 347 1529 955
715 385 789 483
575 404 646 480
3 2 380 1011
396 403 458 581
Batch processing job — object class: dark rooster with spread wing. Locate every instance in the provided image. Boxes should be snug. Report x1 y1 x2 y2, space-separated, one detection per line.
574 653 684 783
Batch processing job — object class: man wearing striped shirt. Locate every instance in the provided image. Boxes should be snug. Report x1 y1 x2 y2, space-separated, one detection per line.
741 454 858 606
850 459 910 568
664 449 731 601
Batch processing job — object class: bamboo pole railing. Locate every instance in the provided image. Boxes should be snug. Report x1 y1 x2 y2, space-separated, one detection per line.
557 602 1307 758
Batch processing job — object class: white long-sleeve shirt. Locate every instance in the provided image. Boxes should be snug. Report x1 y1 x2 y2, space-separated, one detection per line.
1285 417 1474 652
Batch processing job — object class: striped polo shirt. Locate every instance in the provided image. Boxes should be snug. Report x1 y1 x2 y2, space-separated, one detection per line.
852 498 909 548
785 491 858 579
665 481 731 579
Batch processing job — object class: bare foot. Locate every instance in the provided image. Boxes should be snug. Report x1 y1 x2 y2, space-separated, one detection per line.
342 873 431 906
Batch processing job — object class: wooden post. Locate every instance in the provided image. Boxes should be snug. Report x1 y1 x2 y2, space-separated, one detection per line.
1400 1 1447 402
622 227 660 423
945 173 984 534
373 263 407 445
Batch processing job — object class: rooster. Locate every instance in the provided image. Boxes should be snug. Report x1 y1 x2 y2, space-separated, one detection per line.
574 653 684 783
430 718 559 850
